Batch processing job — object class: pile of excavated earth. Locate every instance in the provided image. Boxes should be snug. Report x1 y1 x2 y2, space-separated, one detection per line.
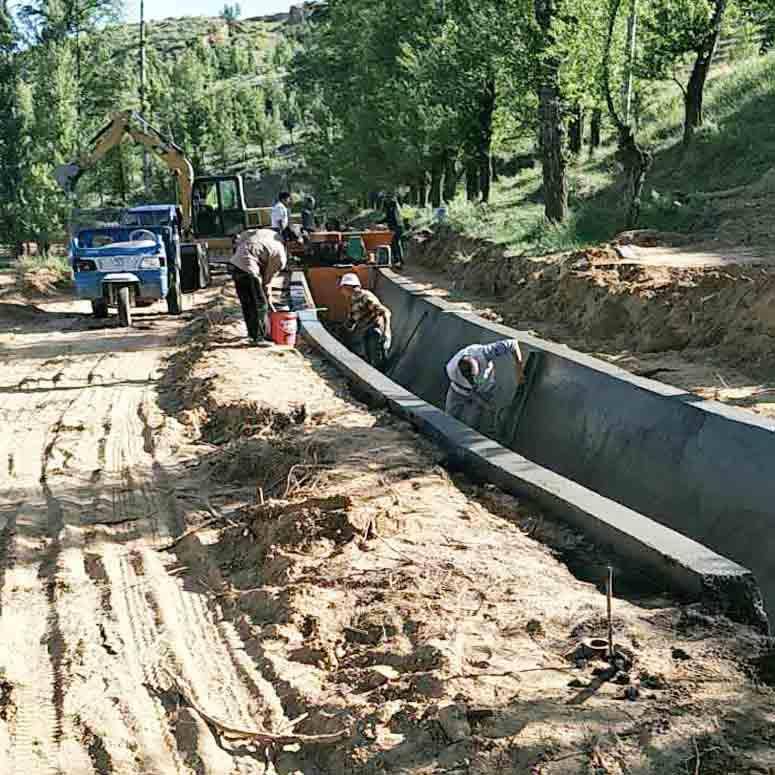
1 274 774 774
408 228 775 418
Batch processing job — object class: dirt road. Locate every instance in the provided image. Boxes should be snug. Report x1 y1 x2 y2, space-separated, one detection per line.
0 283 772 774
0 291 279 774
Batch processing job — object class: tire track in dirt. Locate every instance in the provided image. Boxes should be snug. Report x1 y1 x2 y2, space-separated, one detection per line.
0 499 18 619
1 352 107 775
70 353 187 772
33 354 113 767
2 304 290 773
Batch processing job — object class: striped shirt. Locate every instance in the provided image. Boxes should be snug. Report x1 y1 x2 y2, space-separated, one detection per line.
347 288 391 335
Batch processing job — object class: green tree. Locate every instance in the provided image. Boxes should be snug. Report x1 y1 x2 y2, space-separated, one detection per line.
220 3 241 23
639 0 734 145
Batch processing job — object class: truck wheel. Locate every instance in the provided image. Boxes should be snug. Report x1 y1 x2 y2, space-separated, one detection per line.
117 286 132 327
181 243 207 292
91 299 108 319
167 262 183 315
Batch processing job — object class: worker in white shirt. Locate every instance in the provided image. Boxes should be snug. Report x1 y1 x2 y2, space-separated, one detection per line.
271 191 291 236
445 339 524 432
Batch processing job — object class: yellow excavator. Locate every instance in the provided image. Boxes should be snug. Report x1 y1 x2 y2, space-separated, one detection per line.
54 110 273 262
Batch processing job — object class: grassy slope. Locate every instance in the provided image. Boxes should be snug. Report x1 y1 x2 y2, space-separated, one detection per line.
409 53 775 256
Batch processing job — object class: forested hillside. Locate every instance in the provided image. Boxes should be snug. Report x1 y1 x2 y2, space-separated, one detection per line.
3 0 775 254
290 0 773 234
0 2 305 251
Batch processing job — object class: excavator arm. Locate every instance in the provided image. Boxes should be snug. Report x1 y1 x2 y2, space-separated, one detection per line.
54 110 195 237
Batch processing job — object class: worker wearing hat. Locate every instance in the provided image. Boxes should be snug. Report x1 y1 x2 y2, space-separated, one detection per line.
338 273 392 370
445 339 524 432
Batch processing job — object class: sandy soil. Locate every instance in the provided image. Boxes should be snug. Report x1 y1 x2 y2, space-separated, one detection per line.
404 230 775 420
0 280 773 774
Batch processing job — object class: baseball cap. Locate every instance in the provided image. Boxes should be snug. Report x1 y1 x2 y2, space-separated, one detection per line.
338 273 362 288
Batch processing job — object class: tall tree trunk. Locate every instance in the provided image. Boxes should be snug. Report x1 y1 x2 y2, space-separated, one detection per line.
465 156 480 201
477 74 496 203
417 172 428 207
683 0 727 146
535 0 568 222
443 150 457 202
430 156 443 208
568 104 584 155
603 0 652 227
479 155 492 203
617 127 652 227
119 149 127 202
537 85 567 221
589 108 602 154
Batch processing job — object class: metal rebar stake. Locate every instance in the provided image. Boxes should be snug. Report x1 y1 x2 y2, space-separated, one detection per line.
607 566 614 660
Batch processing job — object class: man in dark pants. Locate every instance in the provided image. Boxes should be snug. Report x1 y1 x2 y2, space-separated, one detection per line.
232 269 269 344
384 195 405 268
229 228 288 346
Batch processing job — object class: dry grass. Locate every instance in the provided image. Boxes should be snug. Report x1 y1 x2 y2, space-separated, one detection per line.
15 254 73 295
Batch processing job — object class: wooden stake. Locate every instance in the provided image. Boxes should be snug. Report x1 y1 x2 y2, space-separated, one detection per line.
607 566 614 660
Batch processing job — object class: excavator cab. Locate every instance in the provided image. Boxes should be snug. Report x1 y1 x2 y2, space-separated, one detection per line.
192 175 248 239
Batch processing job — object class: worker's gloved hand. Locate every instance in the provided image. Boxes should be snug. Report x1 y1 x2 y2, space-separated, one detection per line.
383 332 392 352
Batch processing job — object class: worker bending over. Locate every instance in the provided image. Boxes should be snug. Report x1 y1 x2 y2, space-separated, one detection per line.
446 339 524 432
338 273 392 371
229 228 287 346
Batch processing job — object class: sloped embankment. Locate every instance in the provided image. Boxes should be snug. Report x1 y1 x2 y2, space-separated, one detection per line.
410 227 775 381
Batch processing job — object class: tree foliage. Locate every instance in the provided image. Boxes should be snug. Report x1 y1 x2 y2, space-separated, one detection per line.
0 10 295 248
0 0 759 247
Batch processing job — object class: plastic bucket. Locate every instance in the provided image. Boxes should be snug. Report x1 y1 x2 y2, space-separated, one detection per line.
270 309 298 346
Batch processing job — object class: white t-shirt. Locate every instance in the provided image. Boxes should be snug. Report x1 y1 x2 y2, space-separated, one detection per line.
271 201 289 231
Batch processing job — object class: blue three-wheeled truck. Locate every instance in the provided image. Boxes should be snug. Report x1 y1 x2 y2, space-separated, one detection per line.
70 204 210 326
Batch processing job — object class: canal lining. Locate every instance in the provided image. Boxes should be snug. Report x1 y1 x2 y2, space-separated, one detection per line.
373 269 775 627
291 271 768 633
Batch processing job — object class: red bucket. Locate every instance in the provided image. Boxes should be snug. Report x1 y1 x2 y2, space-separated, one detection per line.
270 309 298 346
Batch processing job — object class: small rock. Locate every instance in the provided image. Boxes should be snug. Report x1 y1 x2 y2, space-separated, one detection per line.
624 686 640 701
410 673 445 699
526 619 545 637
671 647 691 661
640 671 669 690
568 678 586 688
467 707 495 724
614 673 631 685
592 666 617 681
613 649 633 672
438 703 472 742
357 665 400 693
